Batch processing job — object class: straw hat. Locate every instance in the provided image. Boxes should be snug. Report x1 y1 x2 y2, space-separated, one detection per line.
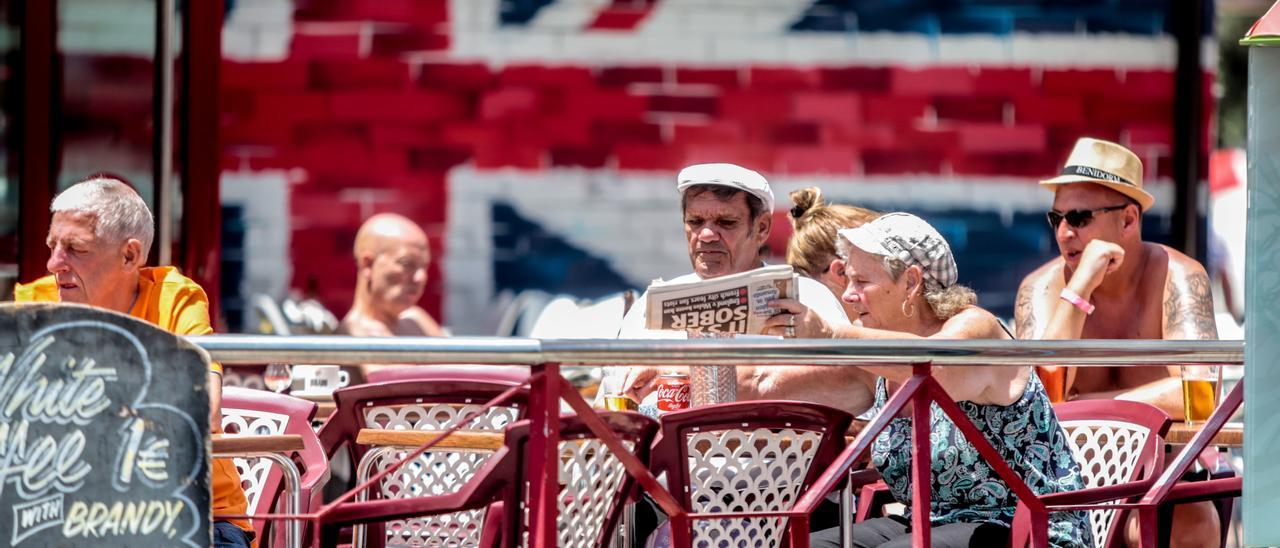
1040 137 1154 212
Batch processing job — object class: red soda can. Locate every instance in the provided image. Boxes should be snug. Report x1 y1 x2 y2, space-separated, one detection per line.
655 372 691 412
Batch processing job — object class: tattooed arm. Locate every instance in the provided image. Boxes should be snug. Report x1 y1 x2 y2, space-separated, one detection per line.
1163 265 1219 340
1098 255 1219 420
1015 265 1078 400
1014 279 1040 340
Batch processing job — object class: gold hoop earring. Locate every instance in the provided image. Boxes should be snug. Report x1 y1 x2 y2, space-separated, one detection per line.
901 300 915 319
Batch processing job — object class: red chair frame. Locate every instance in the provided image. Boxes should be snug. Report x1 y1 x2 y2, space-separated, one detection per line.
1011 400 1171 547
1008 382 1244 548
220 387 331 545
648 401 853 547
316 367 531 547
208 353 1241 548
319 411 659 547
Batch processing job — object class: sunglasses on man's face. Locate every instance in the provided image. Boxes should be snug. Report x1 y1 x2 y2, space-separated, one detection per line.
1046 204 1129 230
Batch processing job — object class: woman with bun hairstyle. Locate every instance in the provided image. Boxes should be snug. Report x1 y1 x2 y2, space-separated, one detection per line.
786 187 879 321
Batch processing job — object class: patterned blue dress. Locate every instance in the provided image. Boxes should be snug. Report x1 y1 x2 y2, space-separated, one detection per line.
868 370 1095 548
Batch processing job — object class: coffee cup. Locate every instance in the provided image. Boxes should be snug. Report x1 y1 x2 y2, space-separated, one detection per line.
291 365 349 395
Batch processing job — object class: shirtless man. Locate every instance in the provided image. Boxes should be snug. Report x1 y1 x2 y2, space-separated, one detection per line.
1016 137 1219 547
340 214 445 377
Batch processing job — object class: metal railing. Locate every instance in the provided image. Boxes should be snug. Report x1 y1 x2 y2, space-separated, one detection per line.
192 335 1244 548
193 335 1243 367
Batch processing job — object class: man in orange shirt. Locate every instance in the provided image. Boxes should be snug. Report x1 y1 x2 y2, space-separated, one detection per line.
12 176 253 547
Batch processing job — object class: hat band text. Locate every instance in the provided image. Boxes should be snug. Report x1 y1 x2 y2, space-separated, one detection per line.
1060 165 1134 186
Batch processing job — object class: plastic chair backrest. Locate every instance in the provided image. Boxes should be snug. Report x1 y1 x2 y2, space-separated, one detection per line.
1055 400 1171 547
318 411 657 548
220 387 329 543
649 401 853 547
491 412 658 547
317 369 529 547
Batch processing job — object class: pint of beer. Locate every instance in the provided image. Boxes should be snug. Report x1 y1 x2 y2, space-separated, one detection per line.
603 394 637 411
1180 365 1220 426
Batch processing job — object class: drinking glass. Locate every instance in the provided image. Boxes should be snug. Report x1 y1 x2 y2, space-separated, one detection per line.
1180 365 1221 426
686 331 737 407
264 363 292 394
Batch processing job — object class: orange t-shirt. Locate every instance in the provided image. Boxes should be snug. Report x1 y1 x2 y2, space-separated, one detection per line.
14 267 252 533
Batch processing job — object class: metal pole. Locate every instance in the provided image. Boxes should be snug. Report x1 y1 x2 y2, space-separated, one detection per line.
179 0 224 320
527 362 561 547
840 473 854 548
191 335 1245 368
909 363 932 547
1170 0 1206 261
17 0 57 283
211 451 301 548
154 0 174 265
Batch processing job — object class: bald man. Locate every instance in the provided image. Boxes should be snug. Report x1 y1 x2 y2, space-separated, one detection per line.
340 213 444 340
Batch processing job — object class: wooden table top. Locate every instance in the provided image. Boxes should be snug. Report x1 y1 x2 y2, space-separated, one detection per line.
212 433 305 454
1165 423 1243 447
356 429 505 450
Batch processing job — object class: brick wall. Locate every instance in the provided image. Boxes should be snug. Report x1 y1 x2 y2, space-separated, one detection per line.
220 0 1208 329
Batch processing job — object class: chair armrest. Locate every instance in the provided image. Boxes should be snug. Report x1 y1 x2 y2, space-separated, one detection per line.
1015 477 1240 515
1031 479 1157 509
1160 477 1241 506
856 481 896 522
356 428 505 450
299 459 330 513
326 491 489 526
847 468 882 489
212 434 304 454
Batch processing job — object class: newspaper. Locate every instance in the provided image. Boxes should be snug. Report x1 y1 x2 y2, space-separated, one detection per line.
644 264 797 335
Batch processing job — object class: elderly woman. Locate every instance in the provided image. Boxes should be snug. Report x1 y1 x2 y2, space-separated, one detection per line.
771 212 1092 548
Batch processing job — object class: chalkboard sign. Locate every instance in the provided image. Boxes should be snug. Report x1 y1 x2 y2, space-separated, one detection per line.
0 303 212 547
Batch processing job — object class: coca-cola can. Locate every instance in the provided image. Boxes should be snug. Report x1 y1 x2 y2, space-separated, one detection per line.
655 372 691 412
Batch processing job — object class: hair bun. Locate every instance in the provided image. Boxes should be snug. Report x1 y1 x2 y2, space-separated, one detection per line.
788 187 825 223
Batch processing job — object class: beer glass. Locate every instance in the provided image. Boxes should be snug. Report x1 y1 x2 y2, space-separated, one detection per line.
1180 365 1221 426
264 363 292 393
597 366 637 411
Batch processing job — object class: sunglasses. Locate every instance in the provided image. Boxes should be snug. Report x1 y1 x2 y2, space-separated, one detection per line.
1046 204 1130 230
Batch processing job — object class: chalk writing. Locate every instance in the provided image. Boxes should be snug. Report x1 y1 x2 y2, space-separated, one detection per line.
0 305 211 547
62 499 185 539
11 494 63 545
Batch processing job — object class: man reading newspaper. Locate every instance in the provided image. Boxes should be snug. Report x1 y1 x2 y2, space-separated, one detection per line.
605 163 854 412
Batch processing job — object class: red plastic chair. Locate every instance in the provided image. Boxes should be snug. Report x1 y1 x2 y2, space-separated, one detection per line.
220 387 331 546
320 412 659 547
317 367 530 547
1012 400 1172 547
647 401 853 546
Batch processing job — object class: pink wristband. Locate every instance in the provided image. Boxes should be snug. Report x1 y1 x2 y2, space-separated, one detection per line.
1060 287 1095 315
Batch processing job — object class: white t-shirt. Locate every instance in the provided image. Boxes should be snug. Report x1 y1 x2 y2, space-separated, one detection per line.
599 272 852 406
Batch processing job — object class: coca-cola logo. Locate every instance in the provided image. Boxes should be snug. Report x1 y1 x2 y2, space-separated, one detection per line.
655 384 690 403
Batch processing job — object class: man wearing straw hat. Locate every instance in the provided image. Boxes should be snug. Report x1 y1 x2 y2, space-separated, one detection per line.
1015 137 1220 547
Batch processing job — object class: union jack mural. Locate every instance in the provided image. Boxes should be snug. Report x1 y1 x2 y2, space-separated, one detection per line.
219 0 1212 333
